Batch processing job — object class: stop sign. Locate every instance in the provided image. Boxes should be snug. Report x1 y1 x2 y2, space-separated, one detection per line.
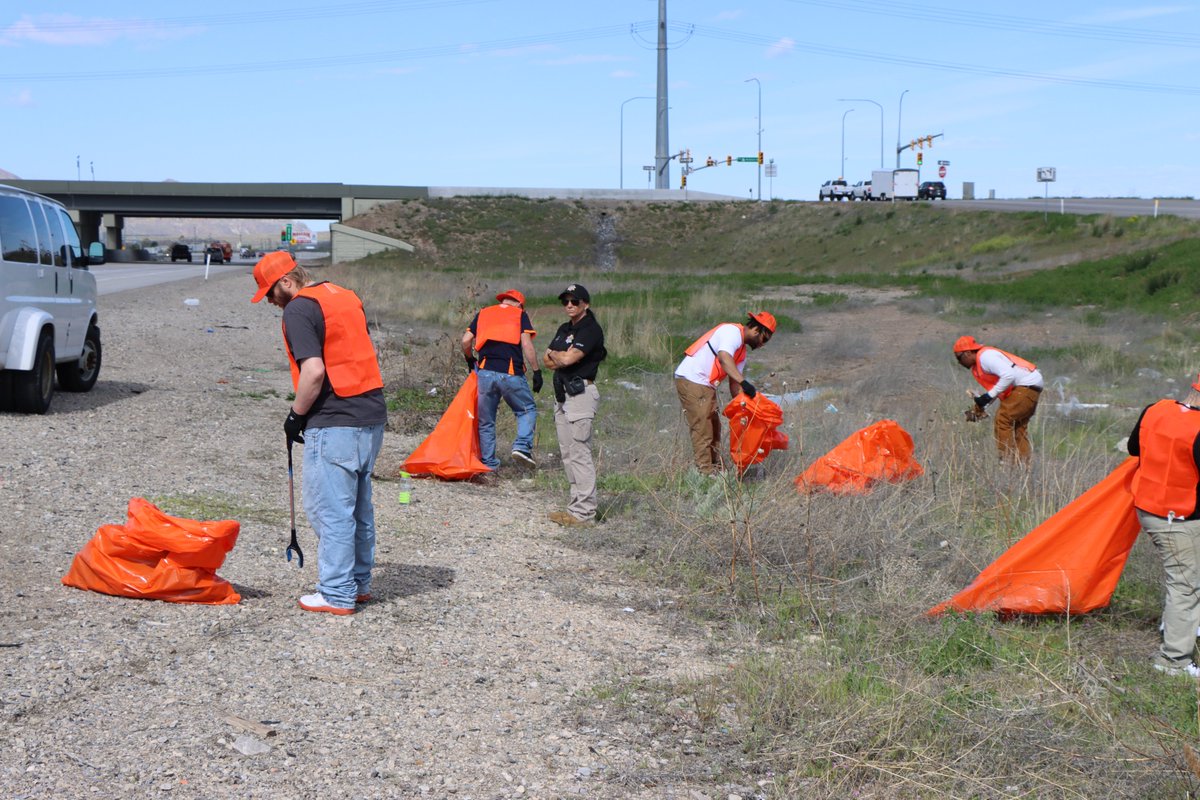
938 165 947 178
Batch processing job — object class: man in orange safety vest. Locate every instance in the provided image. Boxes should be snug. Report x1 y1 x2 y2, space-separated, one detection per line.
954 335 1044 463
673 312 775 475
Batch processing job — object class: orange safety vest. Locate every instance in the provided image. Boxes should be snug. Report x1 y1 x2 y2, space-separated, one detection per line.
684 323 746 386
1131 399 1200 519
284 283 383 397
475 304 526 374
971 346 1037 400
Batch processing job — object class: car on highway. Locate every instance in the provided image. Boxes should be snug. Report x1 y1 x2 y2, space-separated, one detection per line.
170 243 192 262
819 179 851 202
918 181 947 200
851 180 872 201
0 183 104 413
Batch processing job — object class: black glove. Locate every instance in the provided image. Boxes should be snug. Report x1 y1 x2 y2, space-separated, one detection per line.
532 370 543 393
465 355 477 372
974 393 993 409
741 379 757 399
284 408 308 444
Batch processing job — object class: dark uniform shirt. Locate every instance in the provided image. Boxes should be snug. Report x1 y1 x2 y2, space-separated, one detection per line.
547 309 606 382
468 309 535 375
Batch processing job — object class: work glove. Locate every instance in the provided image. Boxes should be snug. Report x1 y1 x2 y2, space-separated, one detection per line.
465 355 477 372
974 393 993 409
532 370 543 393
284 408 308 444
740 379 757 399
964 405 987 423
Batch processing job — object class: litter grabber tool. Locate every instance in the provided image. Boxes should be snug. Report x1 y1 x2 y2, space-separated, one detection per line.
286 439 305 568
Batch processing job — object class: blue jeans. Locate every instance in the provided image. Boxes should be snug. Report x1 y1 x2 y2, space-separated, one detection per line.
302 424 385 609
476 369 537 469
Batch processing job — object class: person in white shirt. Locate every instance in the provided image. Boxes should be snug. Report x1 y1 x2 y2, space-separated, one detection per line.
674 312 775 475
954 335 1044 463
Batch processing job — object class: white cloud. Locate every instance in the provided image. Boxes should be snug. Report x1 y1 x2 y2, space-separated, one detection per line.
765 37 795 59
0 14 190 47
9 88 34 107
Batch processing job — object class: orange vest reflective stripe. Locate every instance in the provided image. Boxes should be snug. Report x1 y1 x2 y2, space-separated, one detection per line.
684 323 746 385
1132 399 1200 519
970 346 1037 399
284 283 384 397
475 304 524 375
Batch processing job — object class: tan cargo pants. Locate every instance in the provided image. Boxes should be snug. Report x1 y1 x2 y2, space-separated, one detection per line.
1139 509 1200 667
554 383 599 521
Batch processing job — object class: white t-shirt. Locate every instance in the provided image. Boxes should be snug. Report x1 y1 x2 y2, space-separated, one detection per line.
674 323 746 387
978 348 1043 398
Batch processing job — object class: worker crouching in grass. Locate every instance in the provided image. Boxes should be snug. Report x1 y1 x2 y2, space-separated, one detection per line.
1128 375 1200 678
954 335 1044 464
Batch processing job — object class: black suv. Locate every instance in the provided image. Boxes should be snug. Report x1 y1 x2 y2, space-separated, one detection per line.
170 243 192 262
918 181 946 200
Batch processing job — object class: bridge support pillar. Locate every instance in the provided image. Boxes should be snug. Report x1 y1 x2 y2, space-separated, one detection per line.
72 209 104 248
102 213 125 250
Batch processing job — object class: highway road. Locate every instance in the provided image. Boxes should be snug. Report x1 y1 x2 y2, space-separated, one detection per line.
953 197 1200 219
91 252 326 296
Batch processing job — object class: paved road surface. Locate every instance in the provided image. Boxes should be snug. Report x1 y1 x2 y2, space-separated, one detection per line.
91 252 325 296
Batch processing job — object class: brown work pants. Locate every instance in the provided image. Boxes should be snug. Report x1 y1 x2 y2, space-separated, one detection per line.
994 386 1040 463
675 377 722 474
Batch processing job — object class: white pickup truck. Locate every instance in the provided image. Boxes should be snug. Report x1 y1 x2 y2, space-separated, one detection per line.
819 179 852 202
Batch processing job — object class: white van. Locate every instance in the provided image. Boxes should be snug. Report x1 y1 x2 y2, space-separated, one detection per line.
0 184 104 414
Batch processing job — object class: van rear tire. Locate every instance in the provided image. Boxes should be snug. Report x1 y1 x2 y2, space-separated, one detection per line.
12 328 55 414
57 323 102 392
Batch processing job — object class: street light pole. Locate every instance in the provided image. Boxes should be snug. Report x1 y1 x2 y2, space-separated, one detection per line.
620 96 654 189
841 109 854 179
745 77 762 201
838 97 883 169
896 88 910 169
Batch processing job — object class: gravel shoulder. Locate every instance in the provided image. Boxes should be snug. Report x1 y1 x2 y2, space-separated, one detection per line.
0 269 732 799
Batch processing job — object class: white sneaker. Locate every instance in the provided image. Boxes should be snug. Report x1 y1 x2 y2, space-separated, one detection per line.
1152 659 1200 678
511 450 536 467
298 593 354 616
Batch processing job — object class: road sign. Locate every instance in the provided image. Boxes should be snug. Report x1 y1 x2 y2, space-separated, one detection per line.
642 165 655 170
735 156 757 163
1037 167 1057 182
681 157 693 164
764 164 778 178
937 160 949 166
938 165 947 178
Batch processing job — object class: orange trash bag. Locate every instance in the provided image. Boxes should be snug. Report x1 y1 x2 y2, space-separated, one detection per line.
795 419 924 494
928 457 1140 616
403 371 490 480
61 497 241 604
724 392 788 472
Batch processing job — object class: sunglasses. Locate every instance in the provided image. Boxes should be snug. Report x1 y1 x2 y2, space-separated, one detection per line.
561 297 582 306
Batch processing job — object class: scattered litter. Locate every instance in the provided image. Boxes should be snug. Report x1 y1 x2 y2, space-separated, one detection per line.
1054 400 1109 414
426 387 438 396
183 298 199 306
824 403 838 413
205 328 214 333
1115 437 1129 452
1136 368 1163 380
939 540 948 548
232 735 271 756
765 387 825 406
622 607 635 613
616 380 642 391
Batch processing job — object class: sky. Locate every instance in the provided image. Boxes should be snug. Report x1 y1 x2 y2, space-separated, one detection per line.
3 0 1200 206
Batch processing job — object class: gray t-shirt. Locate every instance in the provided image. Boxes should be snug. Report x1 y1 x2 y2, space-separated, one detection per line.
283 295 387 429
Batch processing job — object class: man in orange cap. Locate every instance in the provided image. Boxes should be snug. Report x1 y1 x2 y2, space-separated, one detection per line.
954 335 1044 462
674 312 776 475
462 289 540 471
252 252 386 616
1127 374 1200 677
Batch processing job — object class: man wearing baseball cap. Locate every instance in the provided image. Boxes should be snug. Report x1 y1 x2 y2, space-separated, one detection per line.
544 283 607 525
252 252 387 615
954 335 1043 463
462 289 540 472
673 312 776 476
1127 374 1200 677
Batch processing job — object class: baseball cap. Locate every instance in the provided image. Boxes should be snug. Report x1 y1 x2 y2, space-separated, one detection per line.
495 289 526 306
251 251 296 303
953 335 983 353
558 283 591 304
748 311 777 334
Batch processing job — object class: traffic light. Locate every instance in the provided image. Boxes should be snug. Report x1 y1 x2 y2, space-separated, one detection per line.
726 155 732 166
706 156 714 167
280 229 287 242
911 139 917 151
757 151 764 165
681 175 687 188
926 135 934 148
917 152 923 166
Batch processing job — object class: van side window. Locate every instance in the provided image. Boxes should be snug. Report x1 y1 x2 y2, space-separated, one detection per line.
29 199 53 265
0 195 39 264
36 202 66 267
55 207 84 266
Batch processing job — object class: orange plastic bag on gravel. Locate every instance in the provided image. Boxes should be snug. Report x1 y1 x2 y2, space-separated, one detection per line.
403 371 490 480
61 497 241 604
724 392 788 472
928 458 1140 616
795 419 923 494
